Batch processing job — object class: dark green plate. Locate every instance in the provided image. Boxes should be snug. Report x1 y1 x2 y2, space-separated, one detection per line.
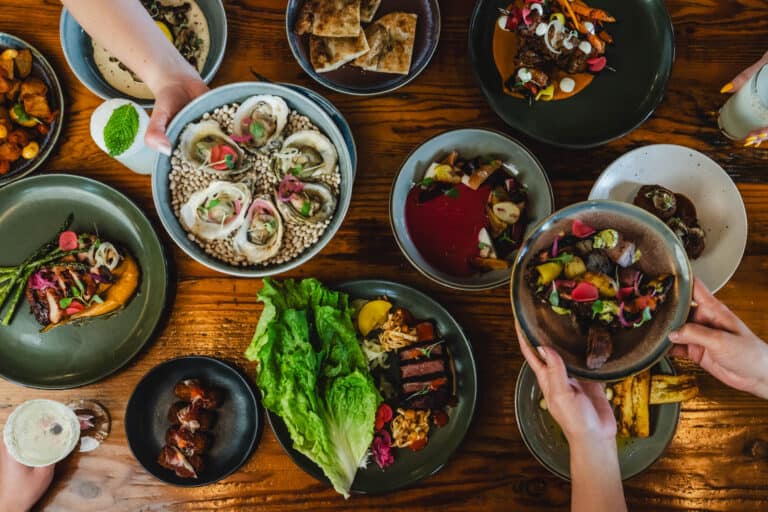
0 174 168 389
515 357 681 480
267 279 478 494
468 0 674 148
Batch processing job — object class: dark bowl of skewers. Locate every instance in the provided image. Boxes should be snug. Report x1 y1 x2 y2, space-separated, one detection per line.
125 356 261 486
510 200 693 381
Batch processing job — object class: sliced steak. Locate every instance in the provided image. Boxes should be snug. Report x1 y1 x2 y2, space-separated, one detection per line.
398 340 445 363
586 326 612 370
400 359 446 380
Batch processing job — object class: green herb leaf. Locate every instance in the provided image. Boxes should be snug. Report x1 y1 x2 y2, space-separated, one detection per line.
551 306 571 315
225 153 234 169
206 199 221 210
91 294 104 304
633 306 653 328
547 253 574 264
300 201 311 217
59 297 73 309
591 299 604 318
418 177 434 188
103 104 139 157
290 163 304 176
444 187 460 199
249 121 265 139
548 285 560 307
12 103 36 124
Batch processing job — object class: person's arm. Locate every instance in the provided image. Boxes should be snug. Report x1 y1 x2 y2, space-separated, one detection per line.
669 278 768 399
720 50 768 147
517 327 628 512
0 443 54 511
61 0 209 154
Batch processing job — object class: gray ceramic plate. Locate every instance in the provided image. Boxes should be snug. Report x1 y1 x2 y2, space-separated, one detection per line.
515 357 681 480
286 0 441 96
0 174 168 389
60 2 227 107
268 279 478 494
511 200 693 381
0 33 64 188
151 81 356 277
390 128 554 291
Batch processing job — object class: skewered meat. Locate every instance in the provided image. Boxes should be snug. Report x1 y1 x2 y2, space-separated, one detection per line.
167 401 215 433
174 379 223 409
157 445 203 479
166 426 210 456
587 326 612 369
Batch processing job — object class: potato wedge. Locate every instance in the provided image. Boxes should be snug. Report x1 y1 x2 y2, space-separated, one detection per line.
650 374 699 404
14 49 32 78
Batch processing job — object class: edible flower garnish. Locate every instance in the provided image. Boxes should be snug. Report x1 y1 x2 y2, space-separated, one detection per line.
572 219 596 238
277 175 305 202
58 231 79 251
571 282 599 302
371 430 395 469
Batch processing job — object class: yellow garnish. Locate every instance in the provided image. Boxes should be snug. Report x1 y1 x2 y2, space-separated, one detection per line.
536 84 555 101
549 13 566 25
357 300 392 337
155 21 174 43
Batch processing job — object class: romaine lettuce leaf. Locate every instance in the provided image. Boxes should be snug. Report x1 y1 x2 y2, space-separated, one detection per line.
245 278 381 497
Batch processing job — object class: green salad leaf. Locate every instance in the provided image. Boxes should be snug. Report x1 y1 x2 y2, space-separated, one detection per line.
245 278 381 498
103 104 139 157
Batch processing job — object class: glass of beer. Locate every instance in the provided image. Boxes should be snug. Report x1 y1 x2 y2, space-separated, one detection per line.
718 63 768 141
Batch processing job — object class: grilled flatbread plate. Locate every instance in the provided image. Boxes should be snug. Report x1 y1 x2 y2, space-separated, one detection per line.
360 0 382 23
295 0 362 38
310 32 370 72
352 12 417 75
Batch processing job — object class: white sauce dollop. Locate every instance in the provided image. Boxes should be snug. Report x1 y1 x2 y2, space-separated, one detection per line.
517 67 532 83
583 21 595 34
560 77 576 93
579 41 592 54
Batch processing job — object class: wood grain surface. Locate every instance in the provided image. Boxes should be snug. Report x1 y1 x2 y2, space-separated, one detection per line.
1 0 768 510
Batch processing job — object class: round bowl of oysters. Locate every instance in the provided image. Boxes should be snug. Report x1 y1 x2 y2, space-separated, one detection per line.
152 82 355 277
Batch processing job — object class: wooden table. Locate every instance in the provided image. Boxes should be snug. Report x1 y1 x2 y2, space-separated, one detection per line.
2 1 768 510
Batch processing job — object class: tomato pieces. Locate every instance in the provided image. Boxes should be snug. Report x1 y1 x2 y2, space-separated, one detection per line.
58 231 78 251
65 300 84 316
374 403 393 431
210 144 238 171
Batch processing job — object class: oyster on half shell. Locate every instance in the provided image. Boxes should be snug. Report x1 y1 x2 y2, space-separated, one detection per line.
276 181 337 225
233 95 289 152
272 130 338 181
234 196 284 264
180 181 251 240
179 120 250 175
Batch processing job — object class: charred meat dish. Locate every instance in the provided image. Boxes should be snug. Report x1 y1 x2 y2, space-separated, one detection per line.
526 219 674 369
0 48 58 175
405 150 529 276
158 379 222 479
495 0 615 102
354 298 456 468
633 184 705 260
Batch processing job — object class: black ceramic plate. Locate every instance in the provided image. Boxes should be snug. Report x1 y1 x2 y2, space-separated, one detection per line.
468 0 674 148
0 174 168 389
125 356 261 487
267 280 478 494
515 357 681 480
0 33 64 187
286 0 441 95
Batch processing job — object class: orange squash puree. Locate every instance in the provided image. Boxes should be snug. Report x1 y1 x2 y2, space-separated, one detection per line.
492 3 594 101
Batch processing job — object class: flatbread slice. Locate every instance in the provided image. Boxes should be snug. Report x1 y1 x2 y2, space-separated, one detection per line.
360 0 382 23
352 12 417 75
309 32 370 72
295 0 362 38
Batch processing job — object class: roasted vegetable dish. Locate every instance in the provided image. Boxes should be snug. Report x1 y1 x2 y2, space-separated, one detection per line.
158 378 222 479
0 47 58 175
353 297 456 468
527 219 674 369
633 184 706 260
405 150 529 276
0 215 139 330
494 0 615 102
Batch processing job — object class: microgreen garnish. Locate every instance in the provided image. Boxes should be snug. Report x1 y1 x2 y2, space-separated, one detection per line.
444 187 460 199
290 164 304 176
249 121 265 139
417 177 434 188
548 284 559 307
547 253 574 264
633 306 653 328
300 201 311 217
59 297 73 309
417 340 445 359
592 299 604 318
405 386 431 402
91 295 104 304
224 153 234 169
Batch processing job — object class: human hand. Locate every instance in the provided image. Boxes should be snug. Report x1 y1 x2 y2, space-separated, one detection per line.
721 50 768 147
669 278 768 399
516 324 616 445
0 442 54 512
144 73 209 155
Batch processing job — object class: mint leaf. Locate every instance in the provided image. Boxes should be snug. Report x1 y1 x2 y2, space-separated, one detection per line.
103 104 139 157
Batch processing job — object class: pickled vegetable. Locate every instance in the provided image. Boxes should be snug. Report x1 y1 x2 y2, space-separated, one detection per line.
536 262 563 285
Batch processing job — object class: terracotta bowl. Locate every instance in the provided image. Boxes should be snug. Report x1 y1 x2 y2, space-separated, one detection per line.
510 200 693 381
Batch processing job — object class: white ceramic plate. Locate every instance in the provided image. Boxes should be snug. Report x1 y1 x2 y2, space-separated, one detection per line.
589 144 747 292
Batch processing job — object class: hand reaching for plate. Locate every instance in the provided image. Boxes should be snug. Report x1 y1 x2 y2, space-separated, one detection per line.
516 324 627 512
721 50 768 147
670 278 768 399
0 442 54 511
144 73 209 156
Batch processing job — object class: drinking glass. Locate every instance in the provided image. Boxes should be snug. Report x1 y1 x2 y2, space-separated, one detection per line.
718 63 768 140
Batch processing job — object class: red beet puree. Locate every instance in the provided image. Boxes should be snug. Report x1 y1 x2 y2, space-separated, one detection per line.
404 184 490 276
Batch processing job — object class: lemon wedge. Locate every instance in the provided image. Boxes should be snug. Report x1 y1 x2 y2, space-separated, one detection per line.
155 20 174 43
357 300 392 337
